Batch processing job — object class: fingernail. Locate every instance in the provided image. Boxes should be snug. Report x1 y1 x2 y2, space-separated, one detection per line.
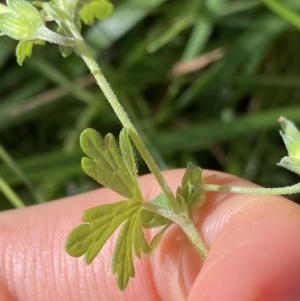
150 224 203 301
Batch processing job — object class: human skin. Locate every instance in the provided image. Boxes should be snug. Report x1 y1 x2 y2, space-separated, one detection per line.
0 169 300 301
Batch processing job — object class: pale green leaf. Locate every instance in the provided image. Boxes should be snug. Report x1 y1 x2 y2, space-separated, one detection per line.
66 201 126 260
15 40 33 66
176 163 205 214
119 128 138 181
111 210 150 290
57 27 74 57
66 197 151 291
7 0 41 21
0 2 75 45
132 214 151 258
82 200 125 222
0 4 11 14
140 208 170 228
0 12 36 40
277 117 300 175
65 224 91 257
140 193 172 228
79 0 113 26
0 0 46 41
278 117 300 158
80 128 139 199
277 156 300 175
112 218 135 290
150 192 172 210
65 199 141 264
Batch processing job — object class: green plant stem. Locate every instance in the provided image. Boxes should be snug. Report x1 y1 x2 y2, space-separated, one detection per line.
144 202 208 259
204 182 300 195
66 18 204 257
73 36 182 213
76 39 134 129
0 175 25 208
128 129 181 213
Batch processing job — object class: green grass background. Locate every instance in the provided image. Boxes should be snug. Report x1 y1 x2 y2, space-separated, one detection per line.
1 0 300 209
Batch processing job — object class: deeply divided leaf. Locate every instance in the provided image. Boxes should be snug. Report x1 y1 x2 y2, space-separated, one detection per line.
132 214 152 258
66 200 130 262
80 128 140 199
111 211 151 290
66 198 151 291
68 132 208 291
112 218 135 290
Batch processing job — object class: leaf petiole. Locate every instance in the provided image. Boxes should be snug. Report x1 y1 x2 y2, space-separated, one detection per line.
143 201 208 259
203 182 300 195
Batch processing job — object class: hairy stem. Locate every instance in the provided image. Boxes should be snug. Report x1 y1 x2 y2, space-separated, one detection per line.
128 129 182 213
61 18 206 256
76 39 134 129
73 36 182 213
204 182 300 195
144 202 208 259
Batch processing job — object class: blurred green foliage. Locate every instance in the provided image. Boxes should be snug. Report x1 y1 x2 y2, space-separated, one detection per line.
1 0 300 209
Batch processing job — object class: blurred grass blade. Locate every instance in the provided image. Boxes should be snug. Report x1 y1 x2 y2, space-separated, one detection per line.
0 150 82 186
0 145 44 203
28 58 95 104
147 15 194 53
152 106 300 155
176 13 288 109
0 175 25 208
222 0 259 16
261 0 300 30
182 17 213 60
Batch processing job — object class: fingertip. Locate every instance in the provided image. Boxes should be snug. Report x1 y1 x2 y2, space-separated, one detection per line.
148 170 254 301
146 170 300 301
2 169 300 301
188 196 300 301
0 188 162 301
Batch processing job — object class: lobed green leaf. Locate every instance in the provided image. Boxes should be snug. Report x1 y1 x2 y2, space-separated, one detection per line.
132 214 151 258
66 201 125 261
80 128 140 199
65 199 142 264
112 210 151 290
111 217 135 290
